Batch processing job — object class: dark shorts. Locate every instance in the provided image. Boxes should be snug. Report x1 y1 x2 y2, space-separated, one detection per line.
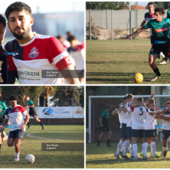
145 129 156 138
0 130 5 138
8 129 25 139
150 44 170 57
131 129 145 138
29 108 38 118
155 129 158 136
101 126 111 133
126 127 131 139
150 35 154 45
121 123 127 139
0 118 4 124
162 130 170 139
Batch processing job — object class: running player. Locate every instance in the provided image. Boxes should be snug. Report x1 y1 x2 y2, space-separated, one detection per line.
96 105 112 147
139 2 167 64
112 96 127 159
26 96 44 130
4 95 29 161
3 2 80 84
0 94 8 153
127 8 170 81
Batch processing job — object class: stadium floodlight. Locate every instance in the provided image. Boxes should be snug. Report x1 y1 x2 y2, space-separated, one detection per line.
88 94 170 143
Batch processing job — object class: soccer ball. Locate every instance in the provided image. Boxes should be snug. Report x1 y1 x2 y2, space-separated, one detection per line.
25 154 35 164
133 73 143 83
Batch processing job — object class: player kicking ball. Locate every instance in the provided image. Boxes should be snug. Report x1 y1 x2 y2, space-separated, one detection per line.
3 95 29 161
26 96 44 130
127 8 170 81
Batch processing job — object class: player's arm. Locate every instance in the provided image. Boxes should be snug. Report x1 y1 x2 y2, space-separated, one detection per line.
159 115 170 121
148 108 170 116
99 117 103 127
61 65 80 84
127 27 144 39
144 92 156 105
21 114 30 130
112 109 118 116
119 108 128 112
139 21 147 28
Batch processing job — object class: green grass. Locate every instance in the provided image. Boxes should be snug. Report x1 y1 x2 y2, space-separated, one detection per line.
86 40 170 84
86 142 170 168
1 125 84 168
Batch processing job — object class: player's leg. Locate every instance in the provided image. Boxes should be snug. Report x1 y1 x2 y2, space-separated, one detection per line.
161 130 169 157
26 111 31 129
106 128 112 147
33 109 44 130
160 52 168 64
148 53 161 81
131 137 138 159
14 130 25 161
97 127 105 147
139 130 147 159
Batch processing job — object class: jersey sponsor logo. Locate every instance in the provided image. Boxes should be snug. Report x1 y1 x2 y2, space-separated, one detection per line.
66 57 72 64
154 40 166 44
154 27 168 32
17 67 41 81
28 47 39 59
15 109 18 112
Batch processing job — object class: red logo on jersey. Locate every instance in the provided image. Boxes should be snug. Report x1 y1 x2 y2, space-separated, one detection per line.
155 27 168 32
66 58 72 64
28 47 39 59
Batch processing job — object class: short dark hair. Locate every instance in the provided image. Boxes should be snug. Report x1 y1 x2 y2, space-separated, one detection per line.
147 2 154 7
67 35 76 43
5 1 32 20
155 7 165 15
66 31 72 36
9 95 18 101
106 105 111 109
166 101 170 105
56 35 63 39
0 14 6 28
123 96 127 101
137 97 144 102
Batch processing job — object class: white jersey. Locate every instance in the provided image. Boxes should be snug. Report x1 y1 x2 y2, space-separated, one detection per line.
145 108 157 130
5 105 28 131
162 109 170 130
115 105 125 128
125 102 132 127
128 106 147 130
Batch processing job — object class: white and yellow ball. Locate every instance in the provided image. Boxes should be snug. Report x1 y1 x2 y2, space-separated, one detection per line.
133 73 143 83
25 154 35 164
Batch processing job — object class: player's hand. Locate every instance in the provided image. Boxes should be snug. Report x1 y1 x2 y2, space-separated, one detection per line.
0 125 4 131
100 124 103 127
152 92 156 96
126 35 131 39
21 124 26 130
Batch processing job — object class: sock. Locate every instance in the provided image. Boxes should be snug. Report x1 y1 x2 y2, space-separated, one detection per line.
97 140 100 145
128 143 134 156
122 140 127 156
153 68 161 76
15 152 20 158
142 143 147 157
151 142 156 155
39 122 43 126
160 52 165 58
107 139 110 145
120 145 124 152
123 140 131 156
163 147 168 151
27 122 30 127
0 144 1 150
133 144 138 158
116 140 124 154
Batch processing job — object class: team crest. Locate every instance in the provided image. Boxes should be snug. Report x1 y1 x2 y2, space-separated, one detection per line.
28 47 39 58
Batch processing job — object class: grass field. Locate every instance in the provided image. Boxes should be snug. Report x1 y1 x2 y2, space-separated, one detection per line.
86 142 170 168
86 40 170 84
1 125 84 168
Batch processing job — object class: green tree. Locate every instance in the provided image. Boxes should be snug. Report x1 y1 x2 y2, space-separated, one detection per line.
86 2 130 10
154 2 170 9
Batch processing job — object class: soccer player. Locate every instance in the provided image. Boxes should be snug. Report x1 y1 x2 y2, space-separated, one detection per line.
112 96 127 159
127 8 170 81
0 94 8 153
158 101 170 157
4 95 29 161
0 14 17 84
139 2 167 64
96 105 112 147
26 96 44 130
3 2 80 84
56 35 70 51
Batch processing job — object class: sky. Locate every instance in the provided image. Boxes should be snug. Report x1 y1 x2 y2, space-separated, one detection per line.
131 1 148 6
0 0 84 14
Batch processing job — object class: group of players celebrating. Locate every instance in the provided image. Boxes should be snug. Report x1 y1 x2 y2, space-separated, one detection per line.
127 2 170 81
0 94 44 161
97 93 170 160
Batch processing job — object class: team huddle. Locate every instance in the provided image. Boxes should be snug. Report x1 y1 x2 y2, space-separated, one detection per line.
0 94 44 161
97 93 170 160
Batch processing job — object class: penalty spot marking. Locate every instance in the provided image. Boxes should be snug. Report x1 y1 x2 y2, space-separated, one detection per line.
26 133 83 142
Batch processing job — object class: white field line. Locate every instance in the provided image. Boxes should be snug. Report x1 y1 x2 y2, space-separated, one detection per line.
26 133 83 142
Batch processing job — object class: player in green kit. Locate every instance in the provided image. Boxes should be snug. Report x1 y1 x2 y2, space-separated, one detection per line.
0 93 8 153
26 96 44 130
127 8 170 82
96 105 112 147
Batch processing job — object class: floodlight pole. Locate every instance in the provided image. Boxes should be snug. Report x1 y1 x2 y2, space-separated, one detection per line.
129 2 132 40
89 9 91 40
111 9 113 40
